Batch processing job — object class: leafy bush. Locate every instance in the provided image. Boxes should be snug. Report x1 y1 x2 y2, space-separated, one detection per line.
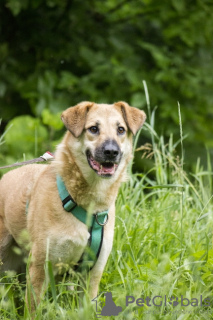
0 0 213 163
4 115 48 157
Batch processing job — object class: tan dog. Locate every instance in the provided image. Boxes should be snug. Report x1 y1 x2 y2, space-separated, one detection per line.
0 101 146 308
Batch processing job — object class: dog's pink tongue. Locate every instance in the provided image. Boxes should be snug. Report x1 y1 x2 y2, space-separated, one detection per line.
90 156 117 175
100 165 115 175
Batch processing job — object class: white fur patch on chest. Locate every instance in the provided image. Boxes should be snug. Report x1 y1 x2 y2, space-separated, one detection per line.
47 227 90 274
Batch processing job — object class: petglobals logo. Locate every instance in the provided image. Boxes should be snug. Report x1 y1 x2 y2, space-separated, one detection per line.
126 295 211 308
93 292 211 318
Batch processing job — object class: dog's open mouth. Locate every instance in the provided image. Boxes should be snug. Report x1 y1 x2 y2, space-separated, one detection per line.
87 152 119 177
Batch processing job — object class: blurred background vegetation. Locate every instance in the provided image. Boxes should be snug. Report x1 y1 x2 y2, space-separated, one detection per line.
0 0 213 171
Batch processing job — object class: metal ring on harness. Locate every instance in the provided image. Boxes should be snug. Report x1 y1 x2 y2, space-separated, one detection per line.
95 213 109 226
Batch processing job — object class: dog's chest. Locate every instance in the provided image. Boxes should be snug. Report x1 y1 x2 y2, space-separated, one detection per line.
48 225 90 271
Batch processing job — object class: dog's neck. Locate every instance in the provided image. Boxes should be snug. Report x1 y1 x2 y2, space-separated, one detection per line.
52 138 127 212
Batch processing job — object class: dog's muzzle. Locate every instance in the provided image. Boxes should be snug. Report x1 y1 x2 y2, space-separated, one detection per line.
86 140 122 178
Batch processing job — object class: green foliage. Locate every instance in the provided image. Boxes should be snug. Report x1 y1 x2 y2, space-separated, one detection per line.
0 0 213 164
42 109 64 131
4 115 48 157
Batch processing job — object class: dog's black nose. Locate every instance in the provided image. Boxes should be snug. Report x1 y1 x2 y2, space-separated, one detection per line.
103 140 120 160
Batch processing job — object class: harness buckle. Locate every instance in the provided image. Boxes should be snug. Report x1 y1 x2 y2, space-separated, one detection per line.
95 212 109 226
62 195 77 212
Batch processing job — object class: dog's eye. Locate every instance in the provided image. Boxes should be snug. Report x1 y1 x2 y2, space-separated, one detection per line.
117 127 125 135
88 126 99 134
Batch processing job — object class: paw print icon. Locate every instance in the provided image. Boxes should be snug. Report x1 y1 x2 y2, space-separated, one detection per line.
169 296 179 307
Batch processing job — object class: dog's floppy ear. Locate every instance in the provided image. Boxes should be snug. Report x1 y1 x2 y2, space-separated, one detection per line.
61 101 93 137
115 101 146 135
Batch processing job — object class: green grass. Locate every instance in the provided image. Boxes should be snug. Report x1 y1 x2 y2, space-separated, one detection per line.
1 108 213 319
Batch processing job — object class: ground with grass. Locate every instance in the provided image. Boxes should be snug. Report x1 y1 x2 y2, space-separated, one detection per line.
1 113 213 320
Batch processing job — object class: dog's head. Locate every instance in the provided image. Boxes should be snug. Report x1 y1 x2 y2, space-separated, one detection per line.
61 101 146 180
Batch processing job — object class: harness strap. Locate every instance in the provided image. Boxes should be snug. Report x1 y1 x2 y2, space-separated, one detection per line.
56 175 108 270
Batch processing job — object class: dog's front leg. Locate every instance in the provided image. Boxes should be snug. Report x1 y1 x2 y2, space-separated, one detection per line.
26 263 45 314
26 246 46 312
88 249 113 301
88 266 104 299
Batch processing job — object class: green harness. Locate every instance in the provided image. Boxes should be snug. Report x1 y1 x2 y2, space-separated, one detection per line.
26 175 108 271
56 175 109 270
